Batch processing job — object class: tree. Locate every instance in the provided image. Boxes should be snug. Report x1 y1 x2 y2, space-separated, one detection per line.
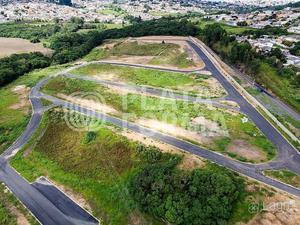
129 157 242 225
202 23 227 47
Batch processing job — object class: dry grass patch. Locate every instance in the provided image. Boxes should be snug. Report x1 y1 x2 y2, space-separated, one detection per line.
9 85 30 113
119 129 205 171
0 37 52 58
227 139 267 161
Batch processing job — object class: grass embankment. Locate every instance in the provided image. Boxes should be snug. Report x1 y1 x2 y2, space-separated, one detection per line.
71 64 225 98
84 41 196 68
42 76 276 163
196 19 255 35
0 64 69 154
11 110 270 225
0 183 39 225
254 63 300 114
265 170 300 189
246 86 300 141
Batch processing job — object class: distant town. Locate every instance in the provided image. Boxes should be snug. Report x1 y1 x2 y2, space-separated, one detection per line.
1 0 299 67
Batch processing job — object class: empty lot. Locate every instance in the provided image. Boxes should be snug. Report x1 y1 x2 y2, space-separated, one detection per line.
0 37 52 58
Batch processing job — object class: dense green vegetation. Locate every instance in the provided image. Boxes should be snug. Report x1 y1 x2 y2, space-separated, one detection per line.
290 41 300 56
196 19 255 35
11 109 261 225
0 18 197 87
0 183 39 225
50 18 198 64
42 76 275 162
241 25 288 38
265 169 300 188
0 22 60 43
129 154 243 225
200 23 300 113
0 53 51 87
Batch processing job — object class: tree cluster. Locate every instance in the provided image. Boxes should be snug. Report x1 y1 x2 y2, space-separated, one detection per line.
0 22 61 43
241 25 288 38
129 146 243 225
0 53 51 87
50 18 198 64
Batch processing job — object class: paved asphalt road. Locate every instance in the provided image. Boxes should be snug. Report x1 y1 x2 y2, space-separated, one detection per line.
0 77 99 225
1 38 300 225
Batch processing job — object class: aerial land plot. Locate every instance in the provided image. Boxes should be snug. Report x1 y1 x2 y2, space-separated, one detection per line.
10 109 298 225
0 183 39 225
71 64 226 98
41 76 276 163
0 37 52 58
83 38 204 70
0 64 70 154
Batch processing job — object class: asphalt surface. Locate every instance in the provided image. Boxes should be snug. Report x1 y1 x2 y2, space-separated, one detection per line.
32 177 98 225
1 38 300 225
0 77 99 225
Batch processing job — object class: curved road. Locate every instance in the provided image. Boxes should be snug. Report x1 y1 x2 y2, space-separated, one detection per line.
1 37 300 224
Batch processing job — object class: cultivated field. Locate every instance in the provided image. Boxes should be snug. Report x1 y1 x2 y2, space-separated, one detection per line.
0 37 52 58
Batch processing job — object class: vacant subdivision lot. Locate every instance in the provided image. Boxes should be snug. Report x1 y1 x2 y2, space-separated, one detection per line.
42 75 275 163
83 38 204 70
0 37 52 58
10 109 300 225
71 64 226 98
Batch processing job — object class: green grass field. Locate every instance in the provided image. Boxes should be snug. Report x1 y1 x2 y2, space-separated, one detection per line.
42 76 275 162
0 64 70 154
10 109 270 225
265 170 300 189
71 64 225 98
254 63 300 114
11 111 162 225
83 41 197 69
196 19 255 35
0 183 39 225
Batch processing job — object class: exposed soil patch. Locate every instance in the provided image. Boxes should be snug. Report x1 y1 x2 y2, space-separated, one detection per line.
134 36 204 69
246 193 300 225
227 139 266 161
10 85 30 113
107 55 154 65
8 204 30 225
120 129 205 171
191 116 228 137
179 77 226 98
0 37 52 58
135 118 210 144
57 93 118 115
